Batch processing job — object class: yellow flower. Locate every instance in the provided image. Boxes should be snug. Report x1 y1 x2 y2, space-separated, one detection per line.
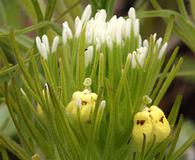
132 105 171 145
66 89 97 123
149 106 171 143
132 110 153 144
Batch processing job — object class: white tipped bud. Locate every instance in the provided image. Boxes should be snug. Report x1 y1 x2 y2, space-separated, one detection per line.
125 18 132 38
156 37 162 48
138 35 142 47
62 29 68 44
85 46 94 67
116 28 122 44
51 36 59 53
81 5 92 24
116 17 124 44
95 9 107 21
137 47 147 67
128 7 136 20
134 19 139 37
44 83 49 90
36 36 42 53
75 20 82 38
100 100 106 109
143 39 149 48
62 22 72 41
75 16 80 29
42 35 50 53
158 43 167 59
20 88 26 96
40 43 48 60
153 33 157 41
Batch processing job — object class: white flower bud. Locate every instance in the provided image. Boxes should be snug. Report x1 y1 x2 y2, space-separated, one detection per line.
153 33 157 41
20 88 26 96
62 29 68 44
143 39 149 48
156 37 162 49
95 9 107 21
116 17 125 44
138 35 142 47
85 46 94 67
51 36 59 53
75 20 83 38
81 5 92 24
137 47 147 67
158 43 167 59
100 100 106 109
42 35 50 53
124 18 132 39
40 43 48 60
62 22 73 43
128 7 136 20
36 36 42 53
134 19 139 37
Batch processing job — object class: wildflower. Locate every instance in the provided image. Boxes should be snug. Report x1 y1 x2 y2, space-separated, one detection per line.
36 35 59 60
66 89 97 124
132 105 171 145
149 106 171 143
132 110 153 144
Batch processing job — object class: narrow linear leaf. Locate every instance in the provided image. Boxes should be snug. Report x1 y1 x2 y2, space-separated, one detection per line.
166 115 184 160
171 133 195 160
177 0 188 18
168 95 182 126
154 58 183 105
0 133 30 160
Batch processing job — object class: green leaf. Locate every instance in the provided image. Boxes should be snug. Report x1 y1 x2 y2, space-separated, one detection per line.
168 95 182 126
137 9 195 52
171 133 195 160
177 0 188 18
151 47 179 100
19 0 37 23
31 0 43 22
0 21 53 38
0 146 9 160
0 132 30 160
45 0 57 20
154 58 183 105
166 115 184 160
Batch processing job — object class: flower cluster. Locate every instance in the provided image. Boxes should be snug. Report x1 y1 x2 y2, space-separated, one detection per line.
66 89 97 123
36 35 59 60
36 5 167 69
4 3 186 160
132 106 171 145
34 5 172 148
